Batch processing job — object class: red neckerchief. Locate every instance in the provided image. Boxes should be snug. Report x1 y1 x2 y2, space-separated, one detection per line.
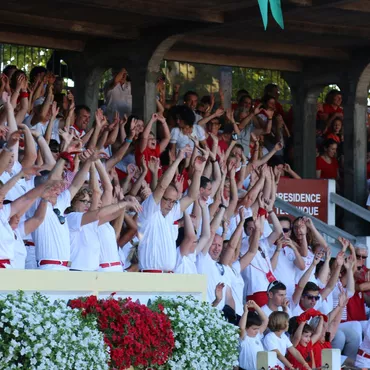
72 124 84 135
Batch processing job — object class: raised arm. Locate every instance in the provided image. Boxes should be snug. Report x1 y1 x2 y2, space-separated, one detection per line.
95 159 113 207
0 130 19 176
24 199 48 235
139 113 157 153
195 198 211 255
304 217 328 250
68 151 94 199
18 124 37 168
44 102 59 144
158 115 171 153
240 214 262 271
320 252 344 301
179 212 197 256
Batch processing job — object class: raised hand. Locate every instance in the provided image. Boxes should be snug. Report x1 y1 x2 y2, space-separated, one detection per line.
254 104 262 115
313 252 323 265
148 156 160 174
215 283 224 302
140 156 148 173
51 101 59 118
246 300 259 310
7 130 22 147
338 237 350 252
0 125 9 140
274 141 283 151
174 174 185 194
194 156 206 172
127 163 138 179
215 108 224 118
124 198 143 213
336 251 345 267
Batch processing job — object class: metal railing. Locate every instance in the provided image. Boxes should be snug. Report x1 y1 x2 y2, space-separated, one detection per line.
330 192 370 223
274 197 357 244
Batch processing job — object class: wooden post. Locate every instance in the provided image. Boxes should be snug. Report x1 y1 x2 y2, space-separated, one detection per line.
256 351 278 369
219 66 232 110
321 348 341 370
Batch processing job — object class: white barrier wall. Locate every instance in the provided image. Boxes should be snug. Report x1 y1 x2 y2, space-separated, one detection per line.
0 270 207 303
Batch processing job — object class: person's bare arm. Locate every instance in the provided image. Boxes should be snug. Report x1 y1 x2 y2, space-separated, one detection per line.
158 115 171 153
95 159 113 207
18 124 37 169
44 102 59 145
195 199 211 255
140 113 157 153
240 214 262 271
129 158 148 197
24 199 48 235
311 317 324 345
118 214 138 247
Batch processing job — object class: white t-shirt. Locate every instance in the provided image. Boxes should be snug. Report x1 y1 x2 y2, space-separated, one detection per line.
242 238 275 297
105 81 132 119
98 222 121 268
239 332 266 370
261 304 292 318
263 332 293 368
175 248 197 274
196 252 227 310
170 125 206 151
138 194 182 271
118 237 139 270
31 191 71 269
295 249 316 284
66 212 100 271
269 245 297 300
11 222 27 269
0 204 17 262
224 261 245 316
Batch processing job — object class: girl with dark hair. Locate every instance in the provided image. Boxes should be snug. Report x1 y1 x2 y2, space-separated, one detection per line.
316 139 339 179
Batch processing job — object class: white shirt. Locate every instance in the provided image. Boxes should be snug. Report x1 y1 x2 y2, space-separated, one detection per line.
269 245 297 300
118 237 139 270
11 222 27 269
242 238 275 297
175 249 197 274
0 204 16 261
239 332 266 370
66 212 100 271
261 304 292 318
224 261 245 316
196 252 227 310
186 195 213 239
98 223 121 265
105 81 132 119
138 194 182 271
31 191 71 268
357 321 370 363
295 249 316 284
263 332 293 368
170 125 206 151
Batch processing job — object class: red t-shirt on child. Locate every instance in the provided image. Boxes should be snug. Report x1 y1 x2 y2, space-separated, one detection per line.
312 340 331 368
287 341 314 370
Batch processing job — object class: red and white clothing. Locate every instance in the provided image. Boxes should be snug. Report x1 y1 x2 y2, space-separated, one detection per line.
196 252 228 310
261 304 292 318
66 212 100 271
30 191 71 270
0 204 15 268
269 244 297 301
355 320 370 368
98 223 122 272
241 238 275 305
138 194 182 271
263 332 293 368
135 144 162 185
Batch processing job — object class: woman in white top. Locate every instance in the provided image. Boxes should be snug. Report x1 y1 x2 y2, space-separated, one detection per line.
175 198 210 274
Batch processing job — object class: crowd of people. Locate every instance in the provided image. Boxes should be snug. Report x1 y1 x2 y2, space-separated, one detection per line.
0 64 369 369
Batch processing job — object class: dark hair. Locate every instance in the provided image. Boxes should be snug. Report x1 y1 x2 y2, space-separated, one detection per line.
278 216 292 227
176 227 185 247
200 95 211 105
49 140 60 154
237 89 250 99
268 155 285 168
288 316 314 336
269 281 287 294
75 104 91 116
222 124 234 134
200 176 211 189
183 91 198 102
10 70 26 91
243 217 254 233
264 84 278 96
175 105 195 127
30 66 47 83
322 138 338 150
34 170 51 187
2 65 17 77
246 311 262 328
238 94 253 106
325 89 342 105
261 94 276 109
302 282 320 296
234 143 244 152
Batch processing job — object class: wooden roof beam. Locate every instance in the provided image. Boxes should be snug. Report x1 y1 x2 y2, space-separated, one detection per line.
180 35 350 60
0 9 139 39
165 48 302 72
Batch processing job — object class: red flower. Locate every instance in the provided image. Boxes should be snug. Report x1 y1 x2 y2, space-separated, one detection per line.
69 296 174 369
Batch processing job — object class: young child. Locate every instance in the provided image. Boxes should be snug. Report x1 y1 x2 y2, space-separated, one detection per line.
263 311 312 370
238 300 269 370
287 316 324 370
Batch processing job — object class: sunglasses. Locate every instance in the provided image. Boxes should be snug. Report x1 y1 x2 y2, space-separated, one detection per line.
282 228 291 233
304 294 320 301
267 280 281 292
356 254 368 260
53 208 66 225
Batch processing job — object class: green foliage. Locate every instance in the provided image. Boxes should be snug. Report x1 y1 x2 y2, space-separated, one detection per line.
0 43 53 74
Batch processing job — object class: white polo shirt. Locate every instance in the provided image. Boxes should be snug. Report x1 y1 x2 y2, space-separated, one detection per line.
66 212 100 271
98 222 122 271
196 252 227 310
241 238 275 297
31 190 71 270
138 194 182 271
11 222 27 269
239 333 267 370
0 204 15 263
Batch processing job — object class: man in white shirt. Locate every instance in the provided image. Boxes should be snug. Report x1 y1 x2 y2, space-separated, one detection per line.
261 281 292 318
183 91 202 123
138 147 205 273
104 67 132 120
70 105 90 138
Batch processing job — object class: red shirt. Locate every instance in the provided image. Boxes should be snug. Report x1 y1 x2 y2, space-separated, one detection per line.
312 340 331 368
317 104 343 121
316 156 339 179
135 144 162 184
287 341 314 370
347 267 368 321
325 133 341 143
